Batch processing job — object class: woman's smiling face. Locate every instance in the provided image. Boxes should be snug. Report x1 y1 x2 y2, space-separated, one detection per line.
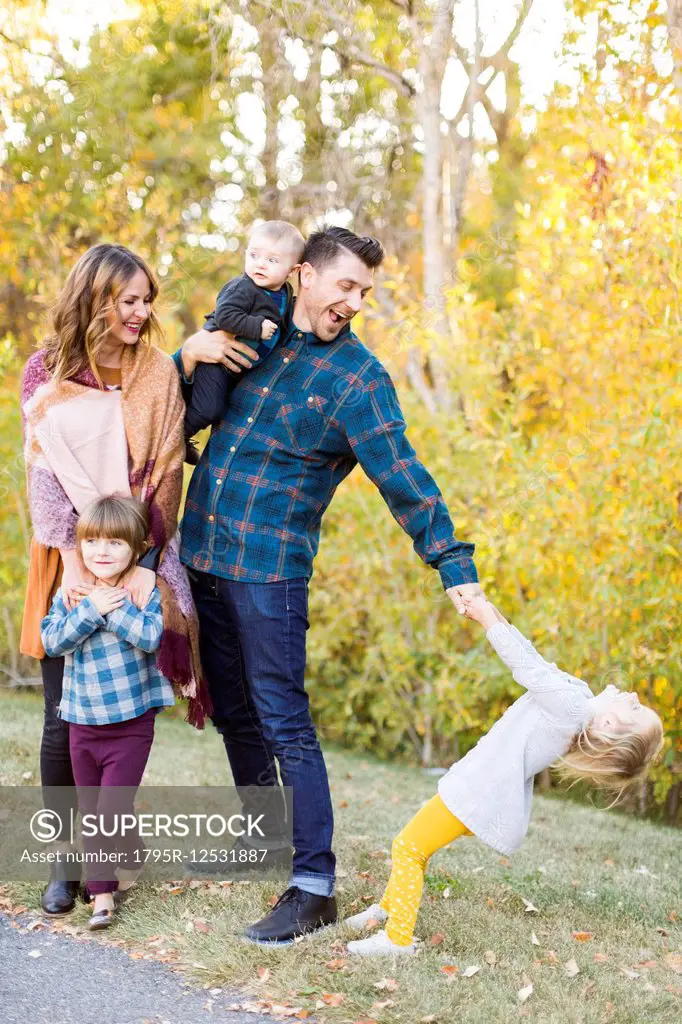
105 267 153 347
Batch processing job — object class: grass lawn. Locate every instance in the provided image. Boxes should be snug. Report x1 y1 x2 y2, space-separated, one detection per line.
0 689 680 1024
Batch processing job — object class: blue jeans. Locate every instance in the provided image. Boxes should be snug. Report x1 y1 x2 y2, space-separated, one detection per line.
189 571 335 897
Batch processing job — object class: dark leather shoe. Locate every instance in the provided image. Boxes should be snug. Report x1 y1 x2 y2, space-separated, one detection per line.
40 878 80 916
243 886 337 945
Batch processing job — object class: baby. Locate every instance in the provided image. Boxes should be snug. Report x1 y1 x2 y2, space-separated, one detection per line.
185 220 305 462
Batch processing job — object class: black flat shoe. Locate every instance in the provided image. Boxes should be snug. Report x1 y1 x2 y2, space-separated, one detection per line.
243 886 337 945
40 878 80 916
88 908 114 931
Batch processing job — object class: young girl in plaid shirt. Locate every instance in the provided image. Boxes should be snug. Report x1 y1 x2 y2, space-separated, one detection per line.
41 495 175 930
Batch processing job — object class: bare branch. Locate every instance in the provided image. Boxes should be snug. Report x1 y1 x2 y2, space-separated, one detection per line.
298 34 415 97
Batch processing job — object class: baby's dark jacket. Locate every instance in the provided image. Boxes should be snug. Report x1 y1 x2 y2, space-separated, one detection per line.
203 274 293 340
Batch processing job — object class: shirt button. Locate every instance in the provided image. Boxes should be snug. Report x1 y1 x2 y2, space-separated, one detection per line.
247 416 253 423
307 396 314 404
214 477 222 485
283 357 289 363
262 386 269 394
230 446 236 453
296 333 302 339
208 515 215 522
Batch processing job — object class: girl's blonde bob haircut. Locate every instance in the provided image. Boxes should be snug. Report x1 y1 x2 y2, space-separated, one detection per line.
76 495 150 576
554 714 664 804
45 244 161 385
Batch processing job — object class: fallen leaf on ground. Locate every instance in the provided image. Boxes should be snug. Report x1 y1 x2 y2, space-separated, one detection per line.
27 950 41 959
371 1000 395 1009
440 965 459 976
618 966 641 980
517 983 533 1003
637 960 657 968
665 953 682 975
257 967 270 982
321 993 345 1006
339 800 349 808
593 952 609 963
531 932 540 946
572 931 594 942
485 950 497 965
429 932 446 946
194 920 211 934
325 958 347 971
656 926 669 937
462 965 481 978
374 977 399 991
522 898 539 913
633 865 657 878
564 959 580 978
421 1017 438 1023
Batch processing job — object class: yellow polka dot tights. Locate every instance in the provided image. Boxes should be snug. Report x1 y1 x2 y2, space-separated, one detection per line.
379 794 471 946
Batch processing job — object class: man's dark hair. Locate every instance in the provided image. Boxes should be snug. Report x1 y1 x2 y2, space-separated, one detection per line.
302 226 385 272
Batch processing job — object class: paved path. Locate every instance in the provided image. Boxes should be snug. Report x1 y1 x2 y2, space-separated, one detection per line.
0 913 274 1024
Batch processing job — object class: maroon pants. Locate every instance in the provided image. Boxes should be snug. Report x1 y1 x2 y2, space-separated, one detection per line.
69 709 157 895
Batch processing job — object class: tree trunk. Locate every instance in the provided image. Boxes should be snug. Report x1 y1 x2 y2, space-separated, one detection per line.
667 0 682 104
259 18 282 219
415 0 456 413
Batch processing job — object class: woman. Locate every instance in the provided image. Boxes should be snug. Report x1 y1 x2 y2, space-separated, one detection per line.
20 243 211 916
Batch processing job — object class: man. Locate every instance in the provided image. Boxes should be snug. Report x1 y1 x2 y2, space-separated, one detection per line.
173 226 482 945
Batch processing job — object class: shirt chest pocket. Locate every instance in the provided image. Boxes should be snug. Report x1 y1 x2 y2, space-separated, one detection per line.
275 393 331 453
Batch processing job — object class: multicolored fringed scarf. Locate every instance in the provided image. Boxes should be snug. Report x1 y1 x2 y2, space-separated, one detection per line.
21 343 212 728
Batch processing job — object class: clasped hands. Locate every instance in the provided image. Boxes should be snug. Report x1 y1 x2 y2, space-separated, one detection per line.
446 583 499 628
61 557 155 613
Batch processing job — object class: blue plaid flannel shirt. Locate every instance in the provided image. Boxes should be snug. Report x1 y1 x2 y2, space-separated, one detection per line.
40 588 175 725
174 318 477 589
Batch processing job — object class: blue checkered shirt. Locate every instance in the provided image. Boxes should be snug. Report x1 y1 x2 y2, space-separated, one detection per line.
40 588 175 725
174 319 477 588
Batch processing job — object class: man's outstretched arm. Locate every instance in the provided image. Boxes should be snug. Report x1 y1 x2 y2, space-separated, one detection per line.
344 367 482 612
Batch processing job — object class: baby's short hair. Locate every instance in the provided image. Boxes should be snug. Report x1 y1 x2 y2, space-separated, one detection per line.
76 495 150 571
248 220 305 262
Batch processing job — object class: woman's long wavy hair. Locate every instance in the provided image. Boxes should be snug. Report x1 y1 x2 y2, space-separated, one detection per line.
44 244 161 384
